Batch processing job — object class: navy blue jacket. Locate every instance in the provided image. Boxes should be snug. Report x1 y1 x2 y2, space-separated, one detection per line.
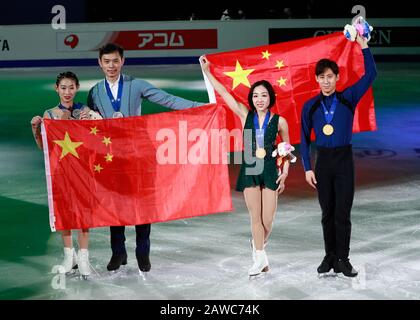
300 48 377 171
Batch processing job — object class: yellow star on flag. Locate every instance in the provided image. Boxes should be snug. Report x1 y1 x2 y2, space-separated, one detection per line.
224 60 255 90
94 164 103 173
90 127 99 135
104 153 113 162
275 60 285 69
102 137 112 146
53 132 83 159
261 50 271 60
277 77 287 87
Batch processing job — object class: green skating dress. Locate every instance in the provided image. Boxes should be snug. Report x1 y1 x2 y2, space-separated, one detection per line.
236 111 280 192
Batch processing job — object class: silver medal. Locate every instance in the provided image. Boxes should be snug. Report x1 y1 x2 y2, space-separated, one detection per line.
113 112 124 118
71 109 82 120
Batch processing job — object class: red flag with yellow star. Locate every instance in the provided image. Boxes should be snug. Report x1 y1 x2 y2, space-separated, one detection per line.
203 32 376 151
41 104 232 231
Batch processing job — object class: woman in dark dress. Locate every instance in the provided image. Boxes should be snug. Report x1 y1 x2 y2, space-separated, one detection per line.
200 56 292 277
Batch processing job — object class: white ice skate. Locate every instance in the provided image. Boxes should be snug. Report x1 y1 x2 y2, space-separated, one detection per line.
61 247 78 274
250 239 269 272
77 249 91 280
248 249 269 278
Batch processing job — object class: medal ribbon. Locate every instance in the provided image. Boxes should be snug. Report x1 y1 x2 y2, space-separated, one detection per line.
253 111 271 149
320 94 338 125
58 102 83 112
105 76 124 112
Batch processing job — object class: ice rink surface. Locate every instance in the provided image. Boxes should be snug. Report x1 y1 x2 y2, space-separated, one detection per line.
0 64 419 300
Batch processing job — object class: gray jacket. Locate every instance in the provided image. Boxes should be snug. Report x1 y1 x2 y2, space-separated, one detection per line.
87 74 202 118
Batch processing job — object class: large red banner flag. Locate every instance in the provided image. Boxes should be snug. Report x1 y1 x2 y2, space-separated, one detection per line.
202 32 376 151
41 104 233 231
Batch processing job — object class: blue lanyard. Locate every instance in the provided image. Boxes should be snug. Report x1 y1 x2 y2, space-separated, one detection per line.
105 76 123 112
58 102 82 111
253 111 271 148
320 94 338 124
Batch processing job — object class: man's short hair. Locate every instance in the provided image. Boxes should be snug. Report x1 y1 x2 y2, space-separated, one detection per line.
99 43 124 59
315 59 339 76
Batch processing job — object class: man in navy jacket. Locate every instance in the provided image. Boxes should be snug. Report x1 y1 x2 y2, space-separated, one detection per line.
300 35 377 277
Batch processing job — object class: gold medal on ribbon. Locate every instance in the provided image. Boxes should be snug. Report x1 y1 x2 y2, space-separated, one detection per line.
323 124 334 136
256 148 266 159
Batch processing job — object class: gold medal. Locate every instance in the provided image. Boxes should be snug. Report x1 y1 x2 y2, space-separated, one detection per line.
323 124 334 136
256 148 266 159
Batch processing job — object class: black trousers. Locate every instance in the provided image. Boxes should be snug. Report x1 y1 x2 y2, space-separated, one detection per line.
315 145 354 260
110 224 151 256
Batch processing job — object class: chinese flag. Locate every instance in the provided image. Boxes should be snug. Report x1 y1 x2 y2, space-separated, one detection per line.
41 104 232 231
203 32 376 151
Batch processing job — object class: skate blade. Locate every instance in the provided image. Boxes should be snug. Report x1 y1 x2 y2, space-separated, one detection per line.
106 266 131 279
107 264 127 273
248 270 268 279
317 271 338 278
138 270 148 280
61 264 78 275
336 272 358 278
249 274 259 280
64 269 78 276
249 273 266 280
108 268 124 274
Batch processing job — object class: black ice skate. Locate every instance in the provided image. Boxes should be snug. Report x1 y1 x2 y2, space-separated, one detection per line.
335 258 358 277
317 254 337 275
136 255 151 272
107 253 128 271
